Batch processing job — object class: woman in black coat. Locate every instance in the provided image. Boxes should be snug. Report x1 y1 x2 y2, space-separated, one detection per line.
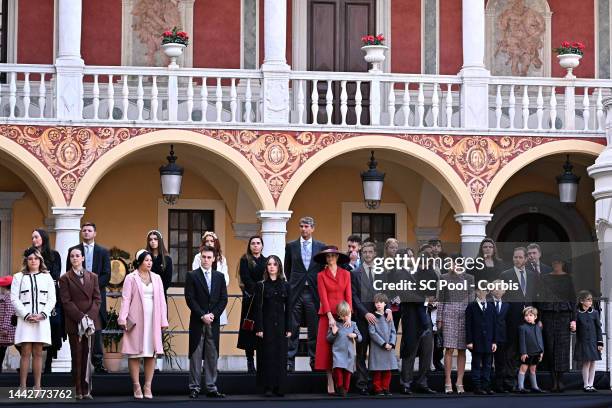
32 229 64 373
254 255 291 397
537 256 576 392
237 236 267 373
470 238 504 285
146 230 173 296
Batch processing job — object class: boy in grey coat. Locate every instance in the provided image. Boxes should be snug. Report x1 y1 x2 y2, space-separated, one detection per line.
327 301 362 396
369 293 398 396
517 306 544 393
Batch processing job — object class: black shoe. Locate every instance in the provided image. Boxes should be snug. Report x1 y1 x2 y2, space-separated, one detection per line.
247 357 256 374
375 391 385 396
383 390 392 396
273 388 285 397
401 387 412 395
518 388 529 394
530 388 544 393
264 390 274 398
287 362 295 373
433 362 445 371
474 389 487 395
206 391 225 398
189 390 199 399
414 385 436 394
486 388 495 395
358 388 369 395
94 365 108 374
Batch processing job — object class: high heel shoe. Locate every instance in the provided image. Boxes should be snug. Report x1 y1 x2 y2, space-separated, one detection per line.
456 384 465 395
444 384 454 394
143 383 153 399
133 383 143 399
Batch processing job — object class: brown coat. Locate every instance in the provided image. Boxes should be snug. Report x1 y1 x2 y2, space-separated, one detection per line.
59 270 102 335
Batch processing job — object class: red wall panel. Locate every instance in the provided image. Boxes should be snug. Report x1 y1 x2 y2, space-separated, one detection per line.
194 0 241 68
439 0 462 75
391 0 421 74
82 0 122 66
549 0 595 78
18 0 54 64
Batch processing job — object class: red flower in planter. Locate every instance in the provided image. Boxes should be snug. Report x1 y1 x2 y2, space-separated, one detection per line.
561 41 570 48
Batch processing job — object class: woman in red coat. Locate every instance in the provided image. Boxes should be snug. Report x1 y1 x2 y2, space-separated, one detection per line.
314 246 352 394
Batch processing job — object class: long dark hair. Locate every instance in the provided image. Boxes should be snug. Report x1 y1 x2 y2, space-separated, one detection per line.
263 255 285 281
236 235 264 283
477 237 502 263
146 230 169 271
33 229 55 266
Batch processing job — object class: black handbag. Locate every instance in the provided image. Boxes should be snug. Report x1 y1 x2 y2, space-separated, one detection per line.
10 314 17 327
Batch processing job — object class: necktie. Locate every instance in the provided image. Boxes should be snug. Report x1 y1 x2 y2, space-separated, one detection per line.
480 301 486 311
535 264 540 274
365 265 372 283
495 301 500 313
519 269 526 296
85 245 93 271
204 270 211 292
302 241 311 270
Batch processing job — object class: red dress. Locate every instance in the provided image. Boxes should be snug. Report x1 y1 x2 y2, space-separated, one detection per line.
314 266 352 370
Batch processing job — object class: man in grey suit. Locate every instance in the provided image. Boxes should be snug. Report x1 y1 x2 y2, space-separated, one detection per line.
285 216 325 372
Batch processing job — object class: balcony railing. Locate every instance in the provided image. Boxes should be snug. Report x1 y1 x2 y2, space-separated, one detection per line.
0 62 610 135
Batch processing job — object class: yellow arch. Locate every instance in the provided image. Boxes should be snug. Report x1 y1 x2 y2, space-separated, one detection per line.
0 137 66 207
277 135 476 213
479 139 604 213
71 129 276 210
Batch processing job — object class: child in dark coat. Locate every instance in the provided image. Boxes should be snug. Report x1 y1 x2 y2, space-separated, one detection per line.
466 288 497 394
574 290 604 392
517 306 544 393
490 281 510 392
327 301 362 396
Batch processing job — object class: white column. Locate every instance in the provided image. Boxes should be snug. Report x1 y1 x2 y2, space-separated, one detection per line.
0 192 24 276
459 0 490 130
261 0 290 124
454 213 492 258
55 0 84 120
257 210 292 259
50 206 85 372
588 96 612 386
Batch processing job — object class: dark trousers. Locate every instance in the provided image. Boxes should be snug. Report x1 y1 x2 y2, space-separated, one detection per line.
91 330 104 367
471 351 493 390
504 341 519 390
400 331 433 389
355 322 370 390
493 344 507 390
333 368 352 392
432 334 444 367
287 288 318 363
372 370 391 392
69 334 92 395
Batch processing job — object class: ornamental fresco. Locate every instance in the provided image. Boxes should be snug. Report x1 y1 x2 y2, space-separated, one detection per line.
0 125 604 209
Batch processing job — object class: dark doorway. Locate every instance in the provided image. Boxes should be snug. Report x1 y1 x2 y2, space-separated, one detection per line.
307 0 375 124
497 213 570 243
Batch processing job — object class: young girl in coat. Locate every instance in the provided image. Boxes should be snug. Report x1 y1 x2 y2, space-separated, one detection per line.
574 290 604 392
326 301 361 396
368 293 398 396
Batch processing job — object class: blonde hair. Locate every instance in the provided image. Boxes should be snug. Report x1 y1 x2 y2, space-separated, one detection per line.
523 306 538 318
20 248 48 274
336 300 351 317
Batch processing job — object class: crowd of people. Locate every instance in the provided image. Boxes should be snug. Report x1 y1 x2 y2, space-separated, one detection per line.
0 216 605 400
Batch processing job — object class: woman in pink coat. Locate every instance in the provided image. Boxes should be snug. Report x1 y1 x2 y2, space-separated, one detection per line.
118 249 168 399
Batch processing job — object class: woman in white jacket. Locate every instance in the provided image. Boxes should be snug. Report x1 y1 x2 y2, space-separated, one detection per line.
11 247 56 390
191 231 229 325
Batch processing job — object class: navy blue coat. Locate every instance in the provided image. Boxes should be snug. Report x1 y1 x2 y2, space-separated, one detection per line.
465 301 497 353
492 299 510 344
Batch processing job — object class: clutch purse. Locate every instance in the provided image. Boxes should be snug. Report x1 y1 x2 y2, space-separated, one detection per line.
241 318 255 331
10 314 17 326
125 317 136 331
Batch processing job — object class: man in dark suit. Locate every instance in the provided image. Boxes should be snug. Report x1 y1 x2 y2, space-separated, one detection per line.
66 222 111 374
526 243 552 276
284 216 325 372
499 247 539 392
344 234 362 272
185 246 228 399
